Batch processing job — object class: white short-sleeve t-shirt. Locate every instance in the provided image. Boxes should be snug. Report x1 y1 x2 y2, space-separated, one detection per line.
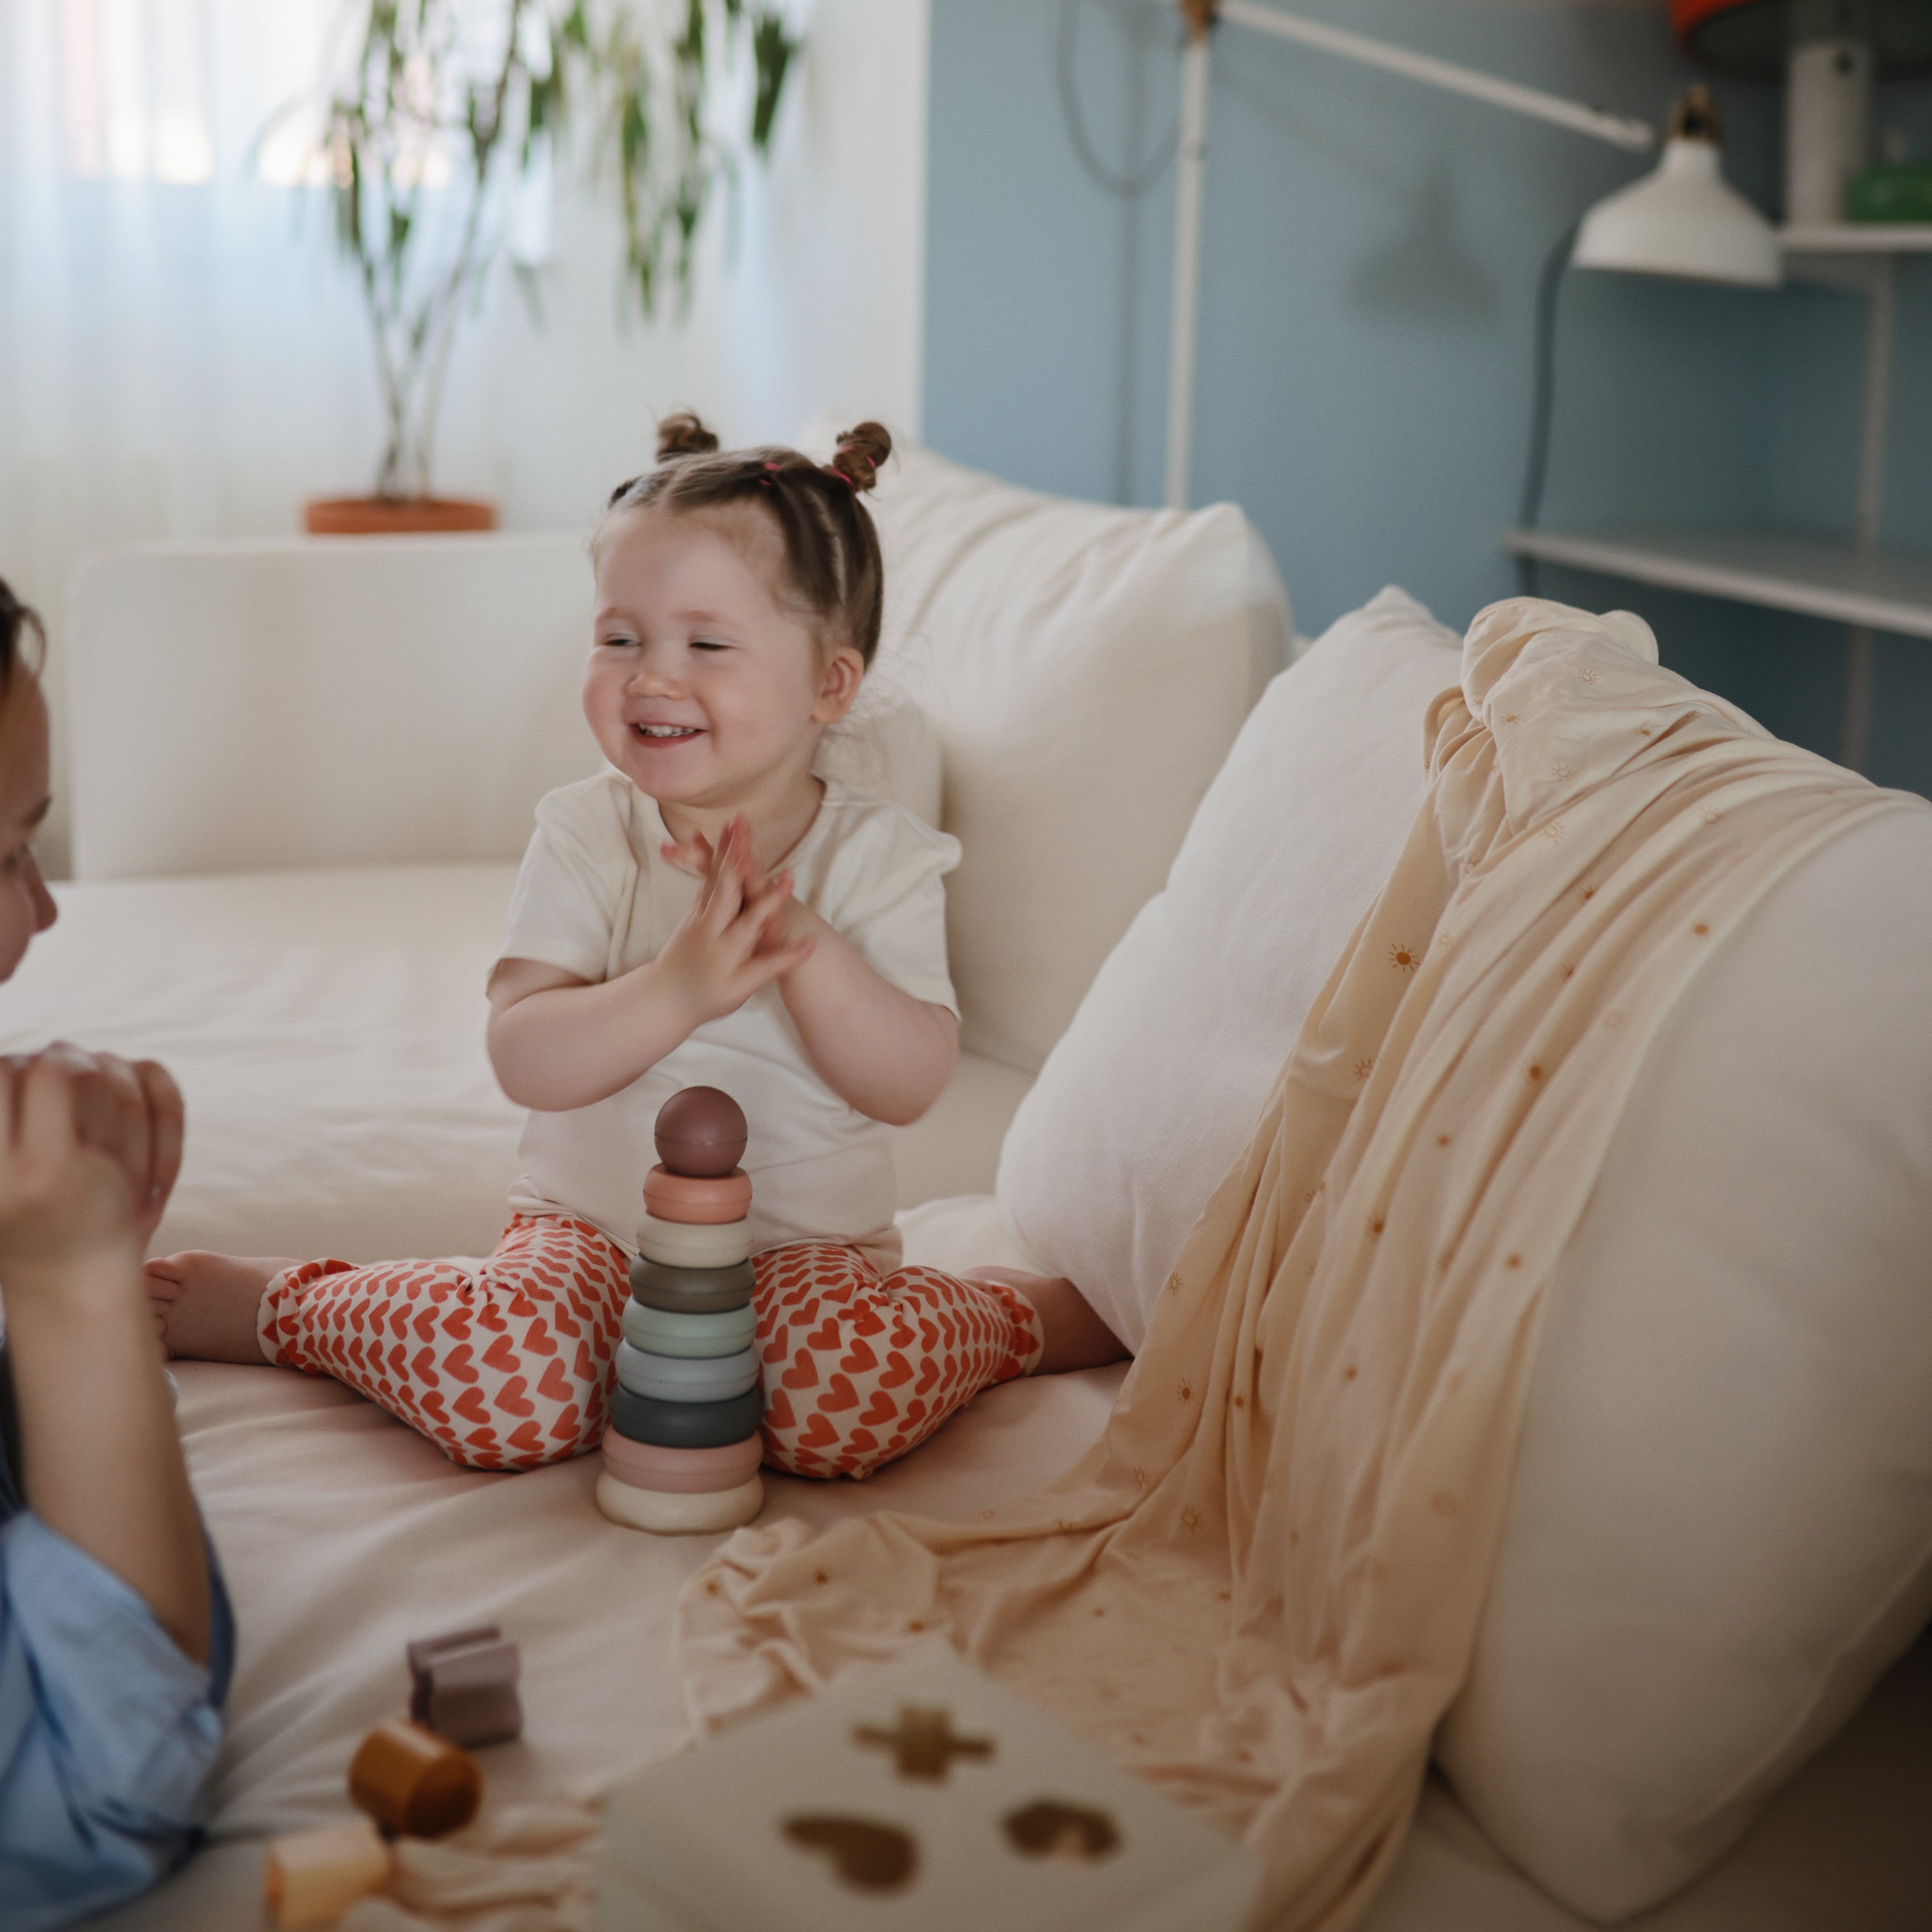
495 772 961 1269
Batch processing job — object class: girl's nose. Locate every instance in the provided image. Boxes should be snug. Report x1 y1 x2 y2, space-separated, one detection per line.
27 853 55 933
627 654 681 696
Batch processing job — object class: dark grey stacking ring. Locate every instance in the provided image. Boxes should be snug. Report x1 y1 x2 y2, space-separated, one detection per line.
607 1383 764 1449
629 1255 757 1314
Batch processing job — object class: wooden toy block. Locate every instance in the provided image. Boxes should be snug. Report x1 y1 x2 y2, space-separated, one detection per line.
635 1213 753 1270
629 1254 755 1312
407 1624 524 1749
615 1340 760 1404
263 1819 390 1929
601 1426 763 1494
644 1164 754 1225
595 1469 764 1534
609 1382 764 1450
623 1296 759 1358
655 1086 748 1177
348 1719 483 1839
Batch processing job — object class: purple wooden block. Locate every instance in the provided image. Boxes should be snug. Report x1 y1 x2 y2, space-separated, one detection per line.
406 1624 524 1748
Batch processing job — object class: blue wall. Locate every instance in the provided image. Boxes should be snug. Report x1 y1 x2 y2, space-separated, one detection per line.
923 0 1932 795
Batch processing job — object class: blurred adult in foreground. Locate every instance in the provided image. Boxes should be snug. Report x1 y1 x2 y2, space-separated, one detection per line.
0 578 232 1928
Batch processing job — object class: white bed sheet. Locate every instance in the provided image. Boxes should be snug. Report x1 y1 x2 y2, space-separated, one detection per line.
2 866 1922 1931
91 1348 1932 1932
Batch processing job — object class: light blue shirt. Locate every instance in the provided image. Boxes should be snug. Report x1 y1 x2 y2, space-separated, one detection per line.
0 1353 234 1931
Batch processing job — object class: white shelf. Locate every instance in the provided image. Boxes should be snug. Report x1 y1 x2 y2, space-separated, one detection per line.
1502 529 1932 641
1779 223 1932 254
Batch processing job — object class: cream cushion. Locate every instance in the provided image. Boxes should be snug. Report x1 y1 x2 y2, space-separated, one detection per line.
804 423 1291 1074
998 586 1461 1349
995 586 1932 1918
66 533 945 883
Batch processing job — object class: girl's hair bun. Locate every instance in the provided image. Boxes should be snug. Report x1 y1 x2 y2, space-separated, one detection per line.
657 411 721 462
828 421 891 495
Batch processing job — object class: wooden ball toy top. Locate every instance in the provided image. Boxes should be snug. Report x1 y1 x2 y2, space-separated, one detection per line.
654 1086 748 1178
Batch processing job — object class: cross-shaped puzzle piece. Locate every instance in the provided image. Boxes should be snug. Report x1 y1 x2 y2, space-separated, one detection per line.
851 1703 994 1781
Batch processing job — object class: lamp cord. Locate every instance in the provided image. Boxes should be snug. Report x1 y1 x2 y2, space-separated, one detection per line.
1517 217 1579 598
1056 0 1179 200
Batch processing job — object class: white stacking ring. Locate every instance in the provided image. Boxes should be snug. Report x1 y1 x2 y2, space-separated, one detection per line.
614 1340 761 1403
594 1470 764 1535
636 1213 753 1269
622 1298 758 1359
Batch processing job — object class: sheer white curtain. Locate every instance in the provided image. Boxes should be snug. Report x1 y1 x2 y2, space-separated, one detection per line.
0 0 929 873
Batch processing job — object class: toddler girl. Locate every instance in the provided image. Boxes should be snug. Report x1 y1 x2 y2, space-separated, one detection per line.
151 417 1122 1477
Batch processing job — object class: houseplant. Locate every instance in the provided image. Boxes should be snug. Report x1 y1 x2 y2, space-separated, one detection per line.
301 0 800 535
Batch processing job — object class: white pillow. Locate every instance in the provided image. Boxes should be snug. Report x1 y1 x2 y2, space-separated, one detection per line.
802 419 1290 1074
998 586 1459 1349
997 585 1932 1918
1435 802 1932 1918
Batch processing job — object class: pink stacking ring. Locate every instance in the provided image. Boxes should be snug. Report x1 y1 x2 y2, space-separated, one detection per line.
642 1164 753 1225
600 1428 763 1493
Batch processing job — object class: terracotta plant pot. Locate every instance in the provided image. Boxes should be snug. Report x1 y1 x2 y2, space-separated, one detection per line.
303 497 498 536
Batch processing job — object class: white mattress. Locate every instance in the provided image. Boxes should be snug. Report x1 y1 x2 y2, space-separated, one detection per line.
2 866 1923 1930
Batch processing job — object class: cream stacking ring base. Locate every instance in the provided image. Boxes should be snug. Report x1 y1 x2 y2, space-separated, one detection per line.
595 1470 764 1534
636 1214 752 1269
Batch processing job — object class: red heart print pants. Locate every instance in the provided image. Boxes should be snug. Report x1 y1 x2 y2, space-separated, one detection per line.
257 1214 1045 1479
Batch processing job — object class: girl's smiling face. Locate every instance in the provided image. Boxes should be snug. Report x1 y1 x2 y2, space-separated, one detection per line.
584 502 862 824
0 672 57 984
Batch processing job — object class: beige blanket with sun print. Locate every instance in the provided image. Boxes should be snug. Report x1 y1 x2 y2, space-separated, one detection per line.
675 598 1915 1931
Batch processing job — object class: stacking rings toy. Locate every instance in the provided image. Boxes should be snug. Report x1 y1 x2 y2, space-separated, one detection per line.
600 1428 764 1493
614 1340 760 1403
609 1382 764 1450
594 1470 764 1534
634 1213 753 1270
628 1255 757 1313
642 1164 753 1224
621 1297 758 1358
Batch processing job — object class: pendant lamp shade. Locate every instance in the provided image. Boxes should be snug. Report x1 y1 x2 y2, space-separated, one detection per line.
1572 88 1782 287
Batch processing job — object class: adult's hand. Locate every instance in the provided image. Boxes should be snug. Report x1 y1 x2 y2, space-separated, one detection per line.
0 1045 209 1662
0 1045 184 1266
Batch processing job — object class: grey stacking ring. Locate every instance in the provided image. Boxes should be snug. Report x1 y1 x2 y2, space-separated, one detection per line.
607 1383 764 1450
614 1341 761 1404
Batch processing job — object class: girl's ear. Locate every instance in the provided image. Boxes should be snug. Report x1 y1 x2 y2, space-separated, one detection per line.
811 643 866 726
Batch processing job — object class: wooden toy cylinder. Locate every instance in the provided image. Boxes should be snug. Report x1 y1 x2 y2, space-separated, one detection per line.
263 1819 391 1929
348 1720 482 1839
643 1164 753 1224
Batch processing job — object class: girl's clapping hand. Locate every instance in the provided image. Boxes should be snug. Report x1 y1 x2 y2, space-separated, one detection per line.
653 817 815 1027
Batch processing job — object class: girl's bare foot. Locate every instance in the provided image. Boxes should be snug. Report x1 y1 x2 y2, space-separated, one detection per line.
145 1251 297 1365
963 1266 1130 1376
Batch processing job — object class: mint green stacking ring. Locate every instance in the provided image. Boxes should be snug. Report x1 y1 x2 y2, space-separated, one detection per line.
614 1341 761 1403
622 1298 758 1359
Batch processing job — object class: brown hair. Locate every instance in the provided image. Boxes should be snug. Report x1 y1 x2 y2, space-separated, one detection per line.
602 413 893 665
0 578 44 694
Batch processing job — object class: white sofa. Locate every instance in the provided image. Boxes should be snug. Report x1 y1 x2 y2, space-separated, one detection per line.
5 446 1927 1932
